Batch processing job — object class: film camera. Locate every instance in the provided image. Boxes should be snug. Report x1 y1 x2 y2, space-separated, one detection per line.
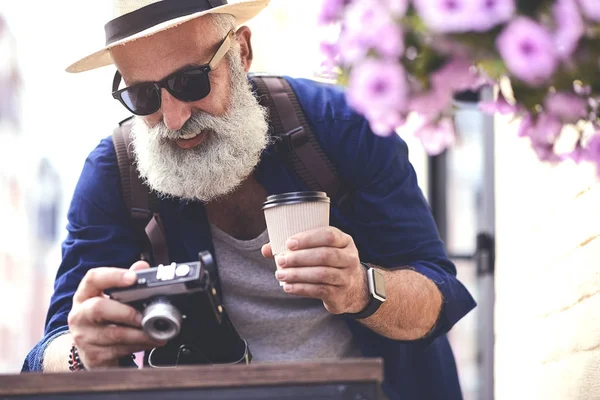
105 251 250 367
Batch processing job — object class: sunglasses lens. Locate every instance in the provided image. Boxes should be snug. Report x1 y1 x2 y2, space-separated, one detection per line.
121 84 160 115
167 69 210 102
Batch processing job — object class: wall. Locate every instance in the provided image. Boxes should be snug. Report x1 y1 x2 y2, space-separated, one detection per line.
495 115 600 399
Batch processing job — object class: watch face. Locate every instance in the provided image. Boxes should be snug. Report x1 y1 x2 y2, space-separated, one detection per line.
372 269 387 300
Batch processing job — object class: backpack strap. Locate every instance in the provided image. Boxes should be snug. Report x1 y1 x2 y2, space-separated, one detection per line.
251 75 352 211
111 76 350 265
112 118 170 266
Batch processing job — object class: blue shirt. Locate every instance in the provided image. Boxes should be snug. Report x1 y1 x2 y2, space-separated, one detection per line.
22 77 476 400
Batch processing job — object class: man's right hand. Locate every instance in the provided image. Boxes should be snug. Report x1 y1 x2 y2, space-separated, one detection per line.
66 261 166 369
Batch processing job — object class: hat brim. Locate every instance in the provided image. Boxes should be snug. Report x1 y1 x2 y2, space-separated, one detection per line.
66 0 269 73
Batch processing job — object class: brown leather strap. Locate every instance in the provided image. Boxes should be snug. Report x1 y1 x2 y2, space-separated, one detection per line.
145 215 170 267
113 119 169 266
112 125 134 211
251 75 351 211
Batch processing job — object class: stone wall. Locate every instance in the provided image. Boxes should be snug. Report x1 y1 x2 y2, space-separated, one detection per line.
495 116 600 399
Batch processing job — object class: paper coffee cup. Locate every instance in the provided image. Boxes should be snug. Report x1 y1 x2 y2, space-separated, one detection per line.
263 192 331 284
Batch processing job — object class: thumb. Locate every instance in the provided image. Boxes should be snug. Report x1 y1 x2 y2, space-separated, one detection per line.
261 243 274 259
130 260 151 272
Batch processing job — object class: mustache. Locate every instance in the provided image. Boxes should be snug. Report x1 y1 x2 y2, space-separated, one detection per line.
152 111 223 141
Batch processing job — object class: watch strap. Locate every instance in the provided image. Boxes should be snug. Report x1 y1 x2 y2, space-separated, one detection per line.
344 264 384 320
344 293 383 320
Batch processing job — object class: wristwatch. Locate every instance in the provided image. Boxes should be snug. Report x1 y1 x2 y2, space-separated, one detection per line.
345 263 387 319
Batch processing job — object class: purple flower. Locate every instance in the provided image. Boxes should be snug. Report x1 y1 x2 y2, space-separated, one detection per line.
517 114 534 137
372 22 404 60
520 112 563 163
517 113 562 143
496 18 558 86
408 58 486 119
583 133 600 176
565 144 586 164
530 113 563 144
531 140 561 162
347 59 408 118
409 89 453 117
319 41 340 73
382 0 409 16
538 116 563 143
584 133 600 161
413 0 514 33
340 0 404 62
578 0 600 22
338 30 371 64
366 110 406 136
431 57 487 95
522 113 563 163
343 0 393 33
414 118 456 156
471 0 516 31
553 0 584 60
413 0 476 33
479 92 518 115
544 92 588 122
318 0 353 24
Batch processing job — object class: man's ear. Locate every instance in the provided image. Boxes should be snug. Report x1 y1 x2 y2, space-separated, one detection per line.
235 26 253 72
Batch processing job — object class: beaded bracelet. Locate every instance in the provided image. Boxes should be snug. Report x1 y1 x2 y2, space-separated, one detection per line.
68 344 85 372
68 344 137 371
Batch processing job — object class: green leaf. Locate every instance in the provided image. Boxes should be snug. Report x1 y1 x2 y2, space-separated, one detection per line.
401 30 448 88
477 59 508 80
516 0 551 17
337 70 350 87
511 81 548 112
450 27 503 58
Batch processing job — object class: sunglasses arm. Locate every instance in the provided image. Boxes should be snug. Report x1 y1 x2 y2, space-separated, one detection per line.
208 30 234 70
112 70 123 94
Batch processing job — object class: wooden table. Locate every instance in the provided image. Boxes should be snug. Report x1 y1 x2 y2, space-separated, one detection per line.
0 358 384 399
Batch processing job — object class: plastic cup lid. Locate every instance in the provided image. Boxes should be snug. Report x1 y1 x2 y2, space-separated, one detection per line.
262 191 330 210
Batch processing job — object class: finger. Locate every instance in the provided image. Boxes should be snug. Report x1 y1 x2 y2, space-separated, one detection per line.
261 243 273 259
287 227 350 251
282 282 334 301
276 266 343 286
93 324 166 348
74 268 137 305
130 261 151 271
81 343 160 369
277 248 353 269
74 323 164 349
79 297 143 327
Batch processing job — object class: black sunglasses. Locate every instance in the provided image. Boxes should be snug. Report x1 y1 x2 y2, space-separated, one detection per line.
112 31 234 116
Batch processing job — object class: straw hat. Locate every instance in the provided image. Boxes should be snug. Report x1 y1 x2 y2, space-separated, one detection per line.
66 0 270 73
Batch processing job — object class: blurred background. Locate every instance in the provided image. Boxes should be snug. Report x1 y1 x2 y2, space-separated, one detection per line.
1 1 598 400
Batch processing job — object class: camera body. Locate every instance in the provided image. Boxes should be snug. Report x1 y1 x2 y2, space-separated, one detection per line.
106 251 250 367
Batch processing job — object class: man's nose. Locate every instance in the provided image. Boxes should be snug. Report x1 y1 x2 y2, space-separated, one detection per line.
160 88 192 131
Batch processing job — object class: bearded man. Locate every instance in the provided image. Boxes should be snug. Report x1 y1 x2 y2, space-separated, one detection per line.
22 1 476 399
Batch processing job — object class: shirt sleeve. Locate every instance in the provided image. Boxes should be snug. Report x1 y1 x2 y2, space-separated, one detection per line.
22 137 141 372
314 111 476 341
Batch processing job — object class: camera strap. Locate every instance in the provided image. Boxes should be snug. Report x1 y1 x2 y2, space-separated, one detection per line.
113 122 170 266
251 75 352 212
112 76 352 267
110 76 352 367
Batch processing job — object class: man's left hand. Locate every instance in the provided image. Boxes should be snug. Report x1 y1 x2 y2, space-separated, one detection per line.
261 227 369 315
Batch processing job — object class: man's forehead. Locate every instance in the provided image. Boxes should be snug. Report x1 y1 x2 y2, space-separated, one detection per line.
111 18 221 83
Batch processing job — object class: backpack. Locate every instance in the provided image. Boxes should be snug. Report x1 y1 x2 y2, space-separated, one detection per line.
112 75 351 266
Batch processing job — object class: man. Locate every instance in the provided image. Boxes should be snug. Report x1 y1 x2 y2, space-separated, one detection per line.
23 1 476 399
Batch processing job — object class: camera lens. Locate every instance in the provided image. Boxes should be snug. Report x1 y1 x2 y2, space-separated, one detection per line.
153 319 171 332
141 297 183 341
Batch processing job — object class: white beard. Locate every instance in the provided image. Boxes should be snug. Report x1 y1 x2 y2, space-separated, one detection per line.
130 50 269 203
